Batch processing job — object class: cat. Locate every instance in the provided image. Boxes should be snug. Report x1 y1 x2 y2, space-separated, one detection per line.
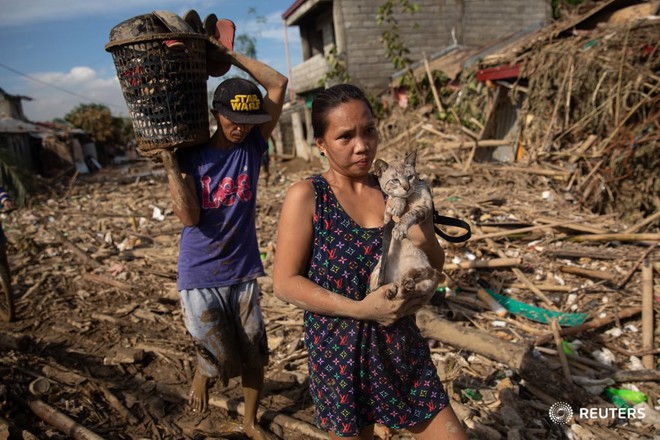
370 151 445 300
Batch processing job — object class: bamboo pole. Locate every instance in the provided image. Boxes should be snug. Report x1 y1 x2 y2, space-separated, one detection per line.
443 257 522 271
642 258 654 370
617 244 657 289
560 266 617 281
551 319 573 384
571 233 660 243
28 399 105 440
624 210 660 234
471 220 579 241
506 283 573 292
535 307 642 346
477 288 508 317
428 139 511 151
98 385 139 425
423 52 444 115
478 231 558 309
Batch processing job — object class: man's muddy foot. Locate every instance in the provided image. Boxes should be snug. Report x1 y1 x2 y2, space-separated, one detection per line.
245 423 277 440
189 368 210 413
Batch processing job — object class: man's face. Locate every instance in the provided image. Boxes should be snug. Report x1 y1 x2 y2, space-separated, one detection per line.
217 113 254 144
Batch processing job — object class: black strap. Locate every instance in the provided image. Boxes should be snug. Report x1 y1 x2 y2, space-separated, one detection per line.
433 209 471 243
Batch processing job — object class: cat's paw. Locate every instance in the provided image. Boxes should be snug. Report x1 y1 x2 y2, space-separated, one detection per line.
389 198 406 218
386 284 398 300
400 278 415 296
392 224 408 240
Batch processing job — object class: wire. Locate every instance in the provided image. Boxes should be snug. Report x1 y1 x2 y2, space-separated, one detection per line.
0 61 124 111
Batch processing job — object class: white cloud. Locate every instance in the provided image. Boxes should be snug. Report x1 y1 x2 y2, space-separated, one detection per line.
0 0 234 27
18 67 127 122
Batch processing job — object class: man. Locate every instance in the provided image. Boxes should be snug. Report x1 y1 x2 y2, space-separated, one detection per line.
0 186 15 321
162 49 287 440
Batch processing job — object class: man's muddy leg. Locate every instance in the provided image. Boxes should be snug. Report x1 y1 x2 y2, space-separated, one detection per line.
242 365 273 440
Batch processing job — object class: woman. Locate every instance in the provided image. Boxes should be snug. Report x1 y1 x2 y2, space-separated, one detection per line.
273 84 467 439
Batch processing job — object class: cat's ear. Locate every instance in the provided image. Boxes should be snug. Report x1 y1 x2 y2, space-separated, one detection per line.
372 159 388 177
404 150 417 167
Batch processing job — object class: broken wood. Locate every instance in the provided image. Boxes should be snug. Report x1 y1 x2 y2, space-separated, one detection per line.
611 369 660 383
544 248 633 261
551 319 573 384
428 139 512 152
81 272 135 293
560 265 617 281
155 383 327 440
534 307 642 346
45 227 100 269
479 232 558 309
624 210 660 234
423 52 445 115
416 309 596 406
641 258 654 370
570 233 660 243
443 257 522 271
472 220 579 241
98 384 139 425
510 267 558 310
505 283 573 292
537 216 608 234
28 399 105 440
616 243 657 289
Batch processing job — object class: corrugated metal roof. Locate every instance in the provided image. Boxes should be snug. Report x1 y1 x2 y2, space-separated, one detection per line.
0 118 44 134
282 0 308 20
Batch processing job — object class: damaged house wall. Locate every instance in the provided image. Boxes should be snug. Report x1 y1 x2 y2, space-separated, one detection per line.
282 0 551 160
285 0 551 96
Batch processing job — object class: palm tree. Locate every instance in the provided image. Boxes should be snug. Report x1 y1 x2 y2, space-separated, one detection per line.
0 147 30 206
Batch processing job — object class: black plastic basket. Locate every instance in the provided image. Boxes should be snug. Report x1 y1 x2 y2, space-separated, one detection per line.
106 27 209 156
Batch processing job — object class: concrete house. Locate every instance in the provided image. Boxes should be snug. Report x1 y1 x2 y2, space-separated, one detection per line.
280 0 551 160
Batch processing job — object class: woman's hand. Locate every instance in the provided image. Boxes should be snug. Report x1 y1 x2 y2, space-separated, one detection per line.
360 283 430 327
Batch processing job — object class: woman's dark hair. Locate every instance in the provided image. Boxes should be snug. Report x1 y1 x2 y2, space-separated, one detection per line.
311 84 374 138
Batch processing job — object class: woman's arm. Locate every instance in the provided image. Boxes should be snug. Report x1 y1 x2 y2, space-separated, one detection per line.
161 150 199 226
273 181 418 326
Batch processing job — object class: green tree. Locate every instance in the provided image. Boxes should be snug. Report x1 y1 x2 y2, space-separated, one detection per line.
65 104 116 143
0 148 31 205
376 0 419 70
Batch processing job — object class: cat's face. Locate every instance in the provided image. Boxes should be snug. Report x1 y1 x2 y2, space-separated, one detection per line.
373 152 419 197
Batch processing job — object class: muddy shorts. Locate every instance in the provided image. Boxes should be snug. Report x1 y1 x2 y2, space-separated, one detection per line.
180 280 269 383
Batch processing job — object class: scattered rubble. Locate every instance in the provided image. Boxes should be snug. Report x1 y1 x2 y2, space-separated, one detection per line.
0 2 658 439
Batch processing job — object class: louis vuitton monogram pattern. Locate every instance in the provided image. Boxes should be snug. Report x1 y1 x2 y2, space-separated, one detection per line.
303 175 449 436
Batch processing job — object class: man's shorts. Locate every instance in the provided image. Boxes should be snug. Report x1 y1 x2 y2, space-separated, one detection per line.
179 279 269 383
0 224 6 246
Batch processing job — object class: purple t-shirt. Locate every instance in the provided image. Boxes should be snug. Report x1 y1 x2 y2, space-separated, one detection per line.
176 129 266 290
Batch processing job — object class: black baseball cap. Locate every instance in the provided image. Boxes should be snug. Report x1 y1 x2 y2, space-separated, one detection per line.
212 78 272 125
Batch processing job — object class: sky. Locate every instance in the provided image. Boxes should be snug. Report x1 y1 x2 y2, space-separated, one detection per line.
0 0 301 122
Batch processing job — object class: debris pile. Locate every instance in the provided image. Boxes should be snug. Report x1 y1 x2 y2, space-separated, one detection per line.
0 3 658 440
506 19 658 217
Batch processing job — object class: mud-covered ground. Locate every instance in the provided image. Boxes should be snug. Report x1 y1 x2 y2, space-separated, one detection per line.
0 153 658 440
